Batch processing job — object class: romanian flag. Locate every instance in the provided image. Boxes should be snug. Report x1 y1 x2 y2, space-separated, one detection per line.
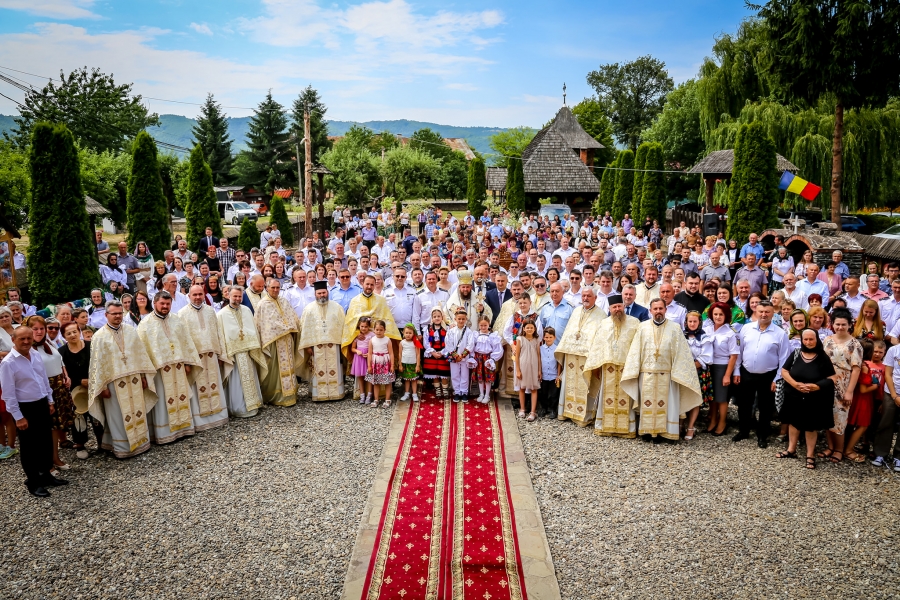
779 171 822 201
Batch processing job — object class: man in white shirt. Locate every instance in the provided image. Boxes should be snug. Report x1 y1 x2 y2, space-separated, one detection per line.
659 282 686 327
796 263 829 304
563 269 584 305
417 271 449 330
552 236 577 262
162 274 189 312
782 273 808 310
881 280 900 341
283 268 315 318
839 276 865 318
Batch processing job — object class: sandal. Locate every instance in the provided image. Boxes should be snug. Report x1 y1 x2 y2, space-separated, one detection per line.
370 400 380 408
684 427 696 441
776 450 798 459
383 399 392 409
815 447 834 459
526 412 537 422
828 451 843 464
518 410 526 419
805 457 816 470
846 452 867 463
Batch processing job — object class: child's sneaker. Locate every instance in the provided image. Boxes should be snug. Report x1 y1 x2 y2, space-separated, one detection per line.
400 392 411 402
452 394 460 403
893 458 900 472
359 394 367 404
0 446 13 460
412 394 420 402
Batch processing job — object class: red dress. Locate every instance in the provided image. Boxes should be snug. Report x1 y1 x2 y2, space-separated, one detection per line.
848 360 883 427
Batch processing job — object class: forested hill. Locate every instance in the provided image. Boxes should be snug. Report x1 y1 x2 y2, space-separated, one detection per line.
0 114 506 157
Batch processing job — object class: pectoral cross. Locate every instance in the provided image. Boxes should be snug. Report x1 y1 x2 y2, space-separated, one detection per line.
122 356 128 365
654 348 661 360
575 332 581 340
239 330 245 341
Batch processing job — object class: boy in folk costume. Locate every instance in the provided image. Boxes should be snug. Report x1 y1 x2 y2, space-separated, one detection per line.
445 306 476 403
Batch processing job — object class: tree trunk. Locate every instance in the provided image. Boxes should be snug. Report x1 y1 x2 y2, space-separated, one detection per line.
704 177 715 213
830 101 843 225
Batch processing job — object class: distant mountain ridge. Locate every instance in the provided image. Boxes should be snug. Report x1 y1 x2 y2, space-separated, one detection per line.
0 114 506 157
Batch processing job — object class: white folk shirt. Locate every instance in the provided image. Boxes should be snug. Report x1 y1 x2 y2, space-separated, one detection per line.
738 321 790 381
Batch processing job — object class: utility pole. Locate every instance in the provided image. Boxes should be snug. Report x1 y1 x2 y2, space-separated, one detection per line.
304 109 313 238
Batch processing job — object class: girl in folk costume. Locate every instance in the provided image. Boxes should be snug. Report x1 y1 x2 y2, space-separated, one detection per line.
470 315 504 404
366 320 396 408
350 316 374 405
423 307 451 398
445 307 476 403
398 324 423 403
683 311 713 441
515 319 542 422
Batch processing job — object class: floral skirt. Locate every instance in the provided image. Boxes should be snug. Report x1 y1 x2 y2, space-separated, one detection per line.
697 367 714 405
365 353 395 385
49 374 75 431
399 363 419 381
470 352 496 385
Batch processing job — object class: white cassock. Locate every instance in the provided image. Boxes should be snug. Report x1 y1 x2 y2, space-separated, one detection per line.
297 300 346 401
178 303 230 431
217 303 267 418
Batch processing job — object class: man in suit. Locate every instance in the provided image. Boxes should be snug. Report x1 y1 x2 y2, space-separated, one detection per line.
485 271 512 327
198 227 220 255
621 284 650 322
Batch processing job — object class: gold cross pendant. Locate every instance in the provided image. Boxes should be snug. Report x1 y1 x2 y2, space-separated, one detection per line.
239 331 244 341
575 333 581 340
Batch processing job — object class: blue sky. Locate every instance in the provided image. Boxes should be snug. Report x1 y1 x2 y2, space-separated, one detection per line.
0 0 754 127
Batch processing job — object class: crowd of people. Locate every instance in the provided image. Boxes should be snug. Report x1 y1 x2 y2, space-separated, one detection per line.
3 205 900 497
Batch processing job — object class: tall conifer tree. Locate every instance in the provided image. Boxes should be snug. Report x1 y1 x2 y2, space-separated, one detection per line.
632 143 650 222
291 86 333 191
269 195 293 247
612 150 634 221
27 122 99 305
467 157 487 215
244 91 292 193
505 159 525 214
126 131 171 258
727 122 780 242
192 93 233 185
185 144 224 250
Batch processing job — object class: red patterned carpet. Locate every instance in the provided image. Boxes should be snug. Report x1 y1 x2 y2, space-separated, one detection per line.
361 395 527 600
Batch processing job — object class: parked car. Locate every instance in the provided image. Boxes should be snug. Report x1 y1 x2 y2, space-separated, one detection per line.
217 201 258 225
874 224 900 240
249 202 269 217
840 215 867 233
778 208 824 227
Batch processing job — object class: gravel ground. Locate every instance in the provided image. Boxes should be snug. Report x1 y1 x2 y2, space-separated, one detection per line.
0 385 393 600
517 413 900 600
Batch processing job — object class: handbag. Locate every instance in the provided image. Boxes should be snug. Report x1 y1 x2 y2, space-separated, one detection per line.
774 349 801 412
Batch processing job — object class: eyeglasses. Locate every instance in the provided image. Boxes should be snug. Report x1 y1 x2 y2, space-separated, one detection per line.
339 275 350 279
534 283 546 288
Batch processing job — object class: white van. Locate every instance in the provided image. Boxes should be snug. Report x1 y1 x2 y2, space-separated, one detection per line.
217 201 258 225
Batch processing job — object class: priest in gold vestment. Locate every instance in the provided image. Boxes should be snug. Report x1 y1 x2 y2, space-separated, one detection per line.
87 300 159 458
555 288 606 426
492 280 525 399
298 281 346 401
583 295 640 438
242 274 266 313
341 274 401 357
138 291 202 444
217 287 267 418
620 298 702 441
178 285 230 431
255 278 304 407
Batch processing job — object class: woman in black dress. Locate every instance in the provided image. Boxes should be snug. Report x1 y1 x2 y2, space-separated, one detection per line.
59 322 102 460
776 328 836 469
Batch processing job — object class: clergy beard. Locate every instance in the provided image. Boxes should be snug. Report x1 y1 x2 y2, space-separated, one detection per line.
459 290 471 300
316 297 328 305
652 315 666 325
611 311 626 325
229 302 241 309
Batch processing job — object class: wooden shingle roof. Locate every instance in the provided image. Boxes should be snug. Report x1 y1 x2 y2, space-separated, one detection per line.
687 149 798 175
551 106 603 150
85 196 110 216
486 167 507 191
522 128 600 195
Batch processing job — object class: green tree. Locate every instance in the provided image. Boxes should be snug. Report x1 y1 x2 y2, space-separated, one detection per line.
644 80 705 168
380 147 439 201
488 127 536 167
410 128 453 162
631 143 650 222
158 153 190 214
291 85 333 191
640 143 666 225
320 140 381 208
757 0 900 224
79 148 131 228
243 91 292 193
436 152 469 201
184 145 223 250
571 99 616 167
506 159 526 214
269 194 294 247
237 216 257 253
727 122 780 242
126 131 171 257
595 156 617 216
10 67 159 153
467 156 487 215
192 93 233 185
0 142 31 230
612 149 634 221
27 123 99 305
586 56 675 152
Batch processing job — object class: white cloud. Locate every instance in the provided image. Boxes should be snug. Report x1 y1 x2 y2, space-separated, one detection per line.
189 22 213 36
0 0 98 19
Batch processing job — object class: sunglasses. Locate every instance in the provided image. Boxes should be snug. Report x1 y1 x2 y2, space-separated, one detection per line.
47 326 59 331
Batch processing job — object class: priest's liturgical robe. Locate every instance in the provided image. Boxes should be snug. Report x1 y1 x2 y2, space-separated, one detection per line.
341 292 401 357
178 303 231 431
583 315 641 438
138 312 202 444
217 303 268 418
492 297 519 398
620 319 702 440
444 288 492 329
555 305 606 425
298 300 346 401
87 323 159 458
255 292 304 407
